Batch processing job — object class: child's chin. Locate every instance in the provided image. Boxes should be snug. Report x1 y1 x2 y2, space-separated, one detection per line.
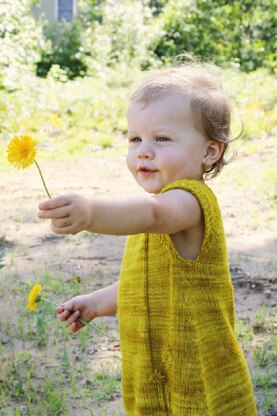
140 184 162 194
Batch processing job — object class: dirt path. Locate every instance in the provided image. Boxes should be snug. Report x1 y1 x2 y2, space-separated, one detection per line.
2 150 276 316
1 148 276 415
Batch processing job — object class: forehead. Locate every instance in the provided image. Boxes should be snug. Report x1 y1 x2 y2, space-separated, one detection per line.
127 92 193 125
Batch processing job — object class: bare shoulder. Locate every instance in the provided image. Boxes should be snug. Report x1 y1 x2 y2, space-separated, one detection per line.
157 189 204 260
149 188 202 234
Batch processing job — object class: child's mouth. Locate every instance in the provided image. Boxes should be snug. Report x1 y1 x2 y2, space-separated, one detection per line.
138 167 158 177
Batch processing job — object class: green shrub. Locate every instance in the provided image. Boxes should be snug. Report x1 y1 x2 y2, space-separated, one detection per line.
36 20 88 79
35 1 158 80
78 0 105 24
0 0 43 90
80 0 159 74
151 0 276 71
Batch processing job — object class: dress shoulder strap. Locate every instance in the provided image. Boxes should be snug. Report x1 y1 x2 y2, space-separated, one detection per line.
161 179 224 260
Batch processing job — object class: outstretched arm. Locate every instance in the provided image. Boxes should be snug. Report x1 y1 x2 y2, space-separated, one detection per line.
38 189 201 236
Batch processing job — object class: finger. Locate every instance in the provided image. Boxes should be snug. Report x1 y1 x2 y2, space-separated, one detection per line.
57 308 72 322
38 206 71 220
52 217 72 228
51 223 77 235
57 304 65 314
57 300 75 318
38 196 71 211
66 310 81 326
69 320 83 333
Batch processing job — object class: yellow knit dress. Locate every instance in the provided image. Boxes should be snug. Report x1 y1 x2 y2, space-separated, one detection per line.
118 179 257 415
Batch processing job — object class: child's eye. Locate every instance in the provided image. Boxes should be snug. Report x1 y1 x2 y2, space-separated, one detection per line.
155 136 171 142
129 137 141 142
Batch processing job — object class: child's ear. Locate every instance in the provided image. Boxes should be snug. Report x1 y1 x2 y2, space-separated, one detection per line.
203 141 225 165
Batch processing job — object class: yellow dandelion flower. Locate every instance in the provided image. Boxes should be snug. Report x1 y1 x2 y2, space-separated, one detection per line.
7 135 51 198
7 135 37 169
27 284 42 311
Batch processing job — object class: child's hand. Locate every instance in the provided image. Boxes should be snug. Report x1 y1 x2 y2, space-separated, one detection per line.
38 194 92 235
57 293 98 333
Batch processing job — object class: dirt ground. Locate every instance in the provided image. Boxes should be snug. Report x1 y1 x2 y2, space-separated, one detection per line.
1 145 276 415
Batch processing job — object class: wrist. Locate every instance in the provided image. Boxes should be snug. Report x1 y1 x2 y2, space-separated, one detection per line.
92 283 118 317
81 196 93 231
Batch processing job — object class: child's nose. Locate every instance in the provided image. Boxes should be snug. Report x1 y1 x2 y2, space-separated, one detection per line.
138 143 154 159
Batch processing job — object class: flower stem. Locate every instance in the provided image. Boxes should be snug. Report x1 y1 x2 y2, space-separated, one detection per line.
40 297 59 307
34 160 51 199
40 297 112 338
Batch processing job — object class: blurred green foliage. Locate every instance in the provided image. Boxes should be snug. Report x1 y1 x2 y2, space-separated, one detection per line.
34 0 158 78
0 67 130 156
78 0 105 24
0 0 44 90
36 20 88 79
35 0 275 76
0 0 276 165
152 0 276 72
1 0 275 82
0 66 275 160
76 0 158 74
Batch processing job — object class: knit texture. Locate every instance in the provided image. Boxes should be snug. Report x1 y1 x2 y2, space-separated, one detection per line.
118 179 257 415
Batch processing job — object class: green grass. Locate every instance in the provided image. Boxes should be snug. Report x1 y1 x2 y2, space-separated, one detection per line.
0 267 121 415
1 265 276 414
236 302 277 415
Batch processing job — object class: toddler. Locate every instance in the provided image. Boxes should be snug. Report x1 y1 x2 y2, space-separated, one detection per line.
38 63 257 415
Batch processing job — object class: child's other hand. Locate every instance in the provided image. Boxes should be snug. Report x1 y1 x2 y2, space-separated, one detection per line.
57 293 98 333
38 194 91 235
